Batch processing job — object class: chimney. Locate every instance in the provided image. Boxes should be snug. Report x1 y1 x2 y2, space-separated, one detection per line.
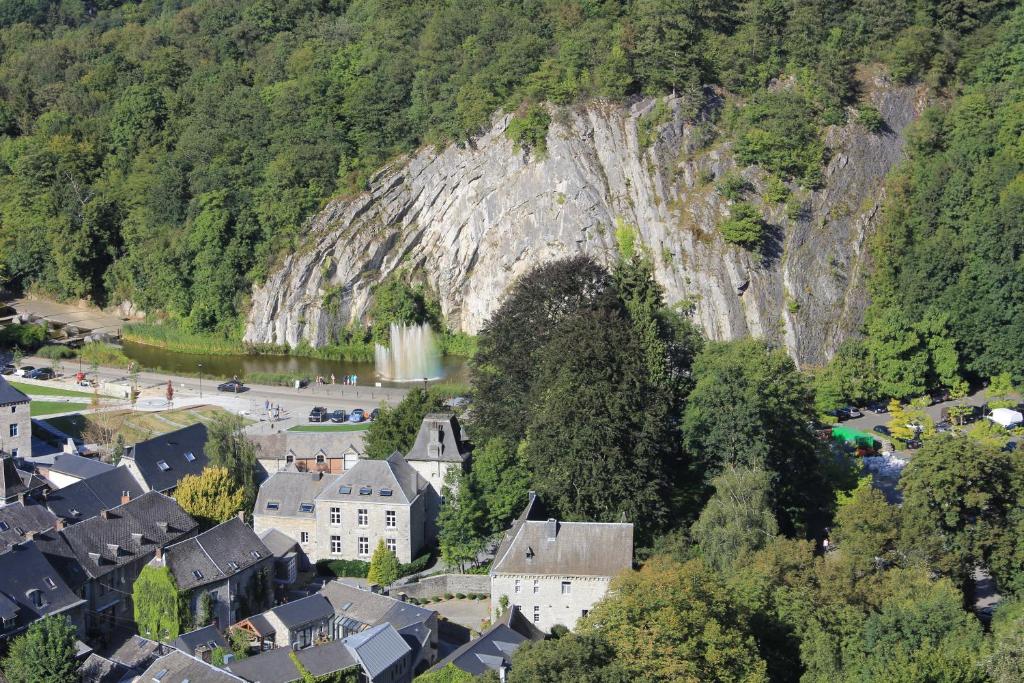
154 546 163 561
17 492 27 505
237 510 245 521
54 518 65 531
120 490 131 505
546 518 558 541
100 509 110 520
25 530 36 541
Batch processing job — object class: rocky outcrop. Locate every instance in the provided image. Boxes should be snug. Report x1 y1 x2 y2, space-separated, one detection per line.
244 79 925 367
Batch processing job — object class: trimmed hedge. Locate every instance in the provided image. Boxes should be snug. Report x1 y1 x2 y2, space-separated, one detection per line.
316 551 432 580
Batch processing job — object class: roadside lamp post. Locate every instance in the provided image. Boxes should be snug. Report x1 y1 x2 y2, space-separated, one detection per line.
198 363 203 398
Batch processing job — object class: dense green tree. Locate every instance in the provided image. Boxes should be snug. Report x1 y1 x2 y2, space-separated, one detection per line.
470 256 616 445
206 412 258 509
521 305 676 539
436 467 485 572
690 466 779 572
719 201 766 248
367 539 401 588
898 434 1017 585
831 476 901 577
468 437 530 535
683 338 835 535
173 466 246 529
579 556 769 682
507 633 631 683
364 388 445 460
985 599 1024 682
1 615 78 683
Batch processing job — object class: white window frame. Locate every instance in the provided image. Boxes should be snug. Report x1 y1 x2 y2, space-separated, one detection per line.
561 581 571 594
357 509 368 527
300 531 309 543
533 605 540 623
8 424 17 438
385 538 397 553
330 535 342 555
514 579 521 594
358 537 369 556
385 510 396 528
330 507 341 525
532 579 539 594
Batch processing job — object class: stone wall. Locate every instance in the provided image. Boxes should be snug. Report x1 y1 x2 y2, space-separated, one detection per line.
490 574 612 633
393 573 490 599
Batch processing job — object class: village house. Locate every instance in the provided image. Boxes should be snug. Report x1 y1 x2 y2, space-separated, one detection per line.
155 515 274 628
0 376 31 461
259 528 304 596
0 454 47 507
171 624 229 660
44 453 115 489
234 593 335 651
489 493 633 633
427 606 543 678
320 580 438 673
0 497 57 553
228 622 413 683
120 423 209 494
249 430 364 477
42 466 145 523
403 413 472 494
33 490 199 642
138 648 246 683
0 540 86 642
254 453 431 564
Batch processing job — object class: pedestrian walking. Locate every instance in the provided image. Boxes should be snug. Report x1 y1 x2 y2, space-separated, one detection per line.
330 373 335 385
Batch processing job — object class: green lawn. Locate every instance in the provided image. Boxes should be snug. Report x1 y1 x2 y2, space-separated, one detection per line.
31 401 88 417
288 423 371 432
8 381 94 398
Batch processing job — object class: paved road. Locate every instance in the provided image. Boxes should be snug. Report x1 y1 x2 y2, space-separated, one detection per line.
842 388 999 435
9 352 413 433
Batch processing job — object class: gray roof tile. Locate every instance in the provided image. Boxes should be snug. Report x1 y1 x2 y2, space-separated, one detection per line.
0 501 57 553
138 649 245 683
255 471 335 519
123 424 209 492
163 517 270 591
405 413 471 464
0 541 85 636
344 622 410 679
44 467 145 522
172 625 228 657
228 639 357 683
48 454 114 480
0 377 29 406
268 594 334 629
318 454 426 505
319 581 434 632
491 519 633 577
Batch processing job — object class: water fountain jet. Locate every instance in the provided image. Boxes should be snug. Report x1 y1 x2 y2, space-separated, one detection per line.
374 322 443 381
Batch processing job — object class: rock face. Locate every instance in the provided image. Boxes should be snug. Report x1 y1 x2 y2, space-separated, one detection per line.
244 80 924 367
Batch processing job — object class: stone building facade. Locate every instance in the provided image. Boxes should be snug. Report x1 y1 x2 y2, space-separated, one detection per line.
0 377 31 460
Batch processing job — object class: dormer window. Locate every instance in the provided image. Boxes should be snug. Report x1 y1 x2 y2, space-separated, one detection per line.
184 452 196 462
193 570 204 580
358 486 372 496
0 521 8 531
250 551 261 559
316 454 325 464
43 577 56 590
266 501 280 511
298 502 314 513
339 485 352 495
227 561 239 571
285 455 294 463
157 460 170 472
26 589 45 608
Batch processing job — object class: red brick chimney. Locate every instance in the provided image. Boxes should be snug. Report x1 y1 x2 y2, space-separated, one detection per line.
120 490 131 505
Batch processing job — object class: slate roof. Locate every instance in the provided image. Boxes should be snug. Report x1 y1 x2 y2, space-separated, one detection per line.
35 491 198 584
228 639 358 683
243 613 275 637
317 453 426 505
249 431 365 461
429 607 544 676
254 471 335 519
123 423 209 492
405 413 472 463
162 516 271 591
77 653 129 683
0 457 45 503
0 376 29 405
43 466 145 522
107 635 171 670
138 649 245 683
491 518 633 577
268 594 334 629
344 622 410 679
0 500 57 553
320 581 434 633
259 528 299 558
172 624 228 657
48 454 115 481
0 541 85 637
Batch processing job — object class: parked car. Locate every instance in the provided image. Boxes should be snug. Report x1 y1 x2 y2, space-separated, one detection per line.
834 406 863 421
348 408 365 423
309 407 328 423
329 409 347 423
930 389 951 404
369 408 380 421
13 366 34 377
0 364 14 375
906 439 923 450
872 425 890 436
25 367 54 380
217 379 246 393
866 402 888 414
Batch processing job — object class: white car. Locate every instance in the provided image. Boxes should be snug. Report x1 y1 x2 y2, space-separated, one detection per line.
13 365 34 377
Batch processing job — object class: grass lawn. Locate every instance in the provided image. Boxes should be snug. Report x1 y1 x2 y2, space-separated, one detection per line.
31 401 88 417
43 405 238 443
8 381 95 398
288 423 371 432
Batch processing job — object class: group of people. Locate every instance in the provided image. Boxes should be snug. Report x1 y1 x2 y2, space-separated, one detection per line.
314 373 358 386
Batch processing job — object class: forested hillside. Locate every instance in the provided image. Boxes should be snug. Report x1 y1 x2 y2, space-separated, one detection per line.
0 0 1008 339
816 6 1024 403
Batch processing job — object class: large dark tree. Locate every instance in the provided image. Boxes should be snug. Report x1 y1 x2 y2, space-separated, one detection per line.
521 305 677 537
470 256 616 445
364 388 445 459
682 338 835 536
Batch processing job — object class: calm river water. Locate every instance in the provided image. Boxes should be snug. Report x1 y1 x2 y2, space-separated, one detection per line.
121 341 469 389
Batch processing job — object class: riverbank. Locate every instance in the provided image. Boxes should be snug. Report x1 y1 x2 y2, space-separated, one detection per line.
122 323 477 360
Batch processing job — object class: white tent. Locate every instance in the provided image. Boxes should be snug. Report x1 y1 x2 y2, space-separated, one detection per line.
988 407 1023 428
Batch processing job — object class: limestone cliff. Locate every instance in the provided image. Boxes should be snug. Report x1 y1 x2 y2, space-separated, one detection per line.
244 78 925 367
